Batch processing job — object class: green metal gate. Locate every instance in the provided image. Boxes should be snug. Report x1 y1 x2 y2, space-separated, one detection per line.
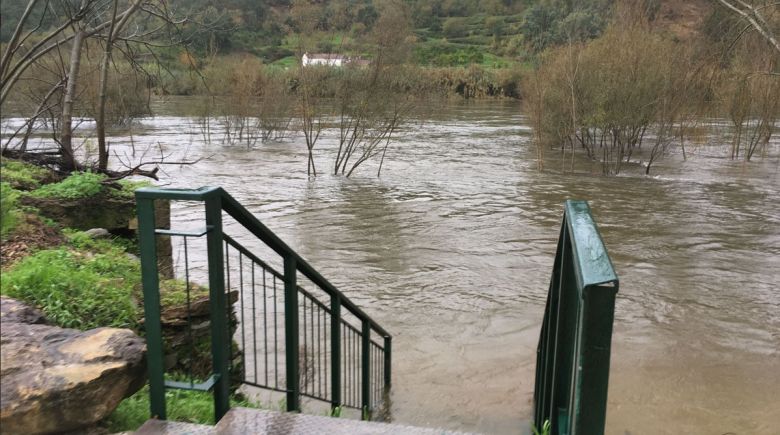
136 187 391 422
534 200 619 435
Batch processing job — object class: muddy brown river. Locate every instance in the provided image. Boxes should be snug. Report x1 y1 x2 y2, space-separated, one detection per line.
4 98 779 434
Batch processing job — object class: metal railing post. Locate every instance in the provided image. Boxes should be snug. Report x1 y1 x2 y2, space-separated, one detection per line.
330 296 341 412
137 197 166 420
383 336 392 389
283 255 300 412
571 284 618 434
361 320 371 420
532 200 619 435
204 194 230 421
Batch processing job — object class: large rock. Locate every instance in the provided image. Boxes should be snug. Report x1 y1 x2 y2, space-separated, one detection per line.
0 296 47 325
0 320 147 434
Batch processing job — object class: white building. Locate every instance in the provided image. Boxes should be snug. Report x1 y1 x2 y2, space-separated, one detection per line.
301 53 348 67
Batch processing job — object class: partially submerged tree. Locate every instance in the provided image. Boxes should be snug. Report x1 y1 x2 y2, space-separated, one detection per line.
1 0 189 178
526 14 709 175
715 0 780 56
290 0 328 176
718 45 779 161
291 0 415 178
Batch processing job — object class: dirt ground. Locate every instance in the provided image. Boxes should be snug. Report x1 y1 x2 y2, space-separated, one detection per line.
1 213 66 269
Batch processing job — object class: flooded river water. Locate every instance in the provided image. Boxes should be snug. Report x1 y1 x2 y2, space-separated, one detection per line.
6 98 780 434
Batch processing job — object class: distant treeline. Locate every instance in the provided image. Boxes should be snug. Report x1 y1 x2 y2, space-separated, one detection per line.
153 57 525 99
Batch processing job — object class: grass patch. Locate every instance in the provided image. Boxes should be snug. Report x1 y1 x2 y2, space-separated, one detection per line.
64 228 137 253
30 172 105 200
1 182 21 239
105 384 260 432
0 236 140 329
160 279 209 306
0 158 51 190
269 55 297 69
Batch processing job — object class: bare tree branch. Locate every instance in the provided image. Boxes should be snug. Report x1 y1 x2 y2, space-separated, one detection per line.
716 0 780 56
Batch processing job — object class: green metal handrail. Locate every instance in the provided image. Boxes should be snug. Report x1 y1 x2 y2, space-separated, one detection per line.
533 200 619 435
136 186 392 422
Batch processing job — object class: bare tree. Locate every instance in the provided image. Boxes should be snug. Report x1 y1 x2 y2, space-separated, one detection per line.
298 66 324 177
332 67 411 177
2 0 189 178
715 0 780 56
291 0 329 176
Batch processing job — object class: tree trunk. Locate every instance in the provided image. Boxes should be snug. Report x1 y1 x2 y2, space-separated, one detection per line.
97 0 120 170
60 30 85 172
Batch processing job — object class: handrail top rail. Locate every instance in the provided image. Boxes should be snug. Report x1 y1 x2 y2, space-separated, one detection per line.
564 200 619 291
136 186 222 201
135 186 391 338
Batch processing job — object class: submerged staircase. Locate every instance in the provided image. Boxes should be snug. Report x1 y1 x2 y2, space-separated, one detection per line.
135 187 618 435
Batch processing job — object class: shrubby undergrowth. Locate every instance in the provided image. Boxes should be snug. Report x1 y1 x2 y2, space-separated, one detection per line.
30 172 106 200
1 182 20 238
0 233 140 329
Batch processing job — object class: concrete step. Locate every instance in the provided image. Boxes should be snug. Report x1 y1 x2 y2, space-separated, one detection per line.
135 407 473 435
216 407 472 434
134 419 215 434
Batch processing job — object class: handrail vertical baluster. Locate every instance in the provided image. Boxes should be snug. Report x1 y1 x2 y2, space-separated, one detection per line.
137 197 166 420
361 320 371 420
283 255 300 412
204 194 231 421
384 336 392 390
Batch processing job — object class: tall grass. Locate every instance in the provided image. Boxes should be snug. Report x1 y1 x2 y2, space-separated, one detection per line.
0 236 140 329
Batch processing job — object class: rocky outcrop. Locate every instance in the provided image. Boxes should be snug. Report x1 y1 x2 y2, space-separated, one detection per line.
0 296 47 325
20 194 173 279
0 299 147 435
20 192 137 232
149 291 240 381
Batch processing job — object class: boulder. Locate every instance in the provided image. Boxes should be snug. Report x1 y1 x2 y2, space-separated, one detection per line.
84 228 111 239
0 296 47 325
0 323 147 434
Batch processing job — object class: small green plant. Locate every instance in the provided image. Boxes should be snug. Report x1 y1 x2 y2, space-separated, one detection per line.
0 242 140 330
532 420 551 435
63 228 136 253
0 159 50 190
30 172 105 200
105 384 261 432
1 182 20 239
159 279 210 307
112 178 153 199
329 406 342 418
